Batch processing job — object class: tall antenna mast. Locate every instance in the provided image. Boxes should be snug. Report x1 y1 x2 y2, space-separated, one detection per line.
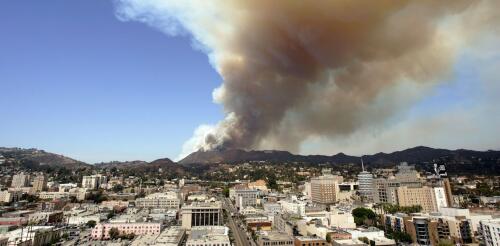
361 157 365 172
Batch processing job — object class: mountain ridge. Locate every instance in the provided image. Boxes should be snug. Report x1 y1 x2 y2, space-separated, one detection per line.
178 145 500 166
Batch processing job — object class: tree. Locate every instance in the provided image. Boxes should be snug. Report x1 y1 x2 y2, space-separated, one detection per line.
326 233 332 243
359 237 369 244
223 187 230 198
392 231 413 244
109 227 120 240
61 233 69 240
352 207 377 226
112 184 124 193
86 220 96 228
107 210 115 220
438 239 454 246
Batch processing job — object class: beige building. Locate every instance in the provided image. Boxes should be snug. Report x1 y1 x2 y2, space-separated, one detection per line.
310 172 343 204
135 192 181 209
257 231 294 246
82 175 107 190
181 201 223 229
396 186 438 212
11 173 30 188
32 174 47 192
0 190 13 203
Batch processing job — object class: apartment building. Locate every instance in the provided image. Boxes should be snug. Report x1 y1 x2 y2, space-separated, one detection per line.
11 173 30 188
32 174 47 192
479 219 500 246
82 175 107 190
396 186 438 212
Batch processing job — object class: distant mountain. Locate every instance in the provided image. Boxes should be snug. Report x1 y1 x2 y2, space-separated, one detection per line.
94 160 149 169
179 146 500 167
0 147 91 170
95 157 187 176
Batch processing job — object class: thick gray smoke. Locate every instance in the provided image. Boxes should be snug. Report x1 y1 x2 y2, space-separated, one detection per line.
115 0 500 158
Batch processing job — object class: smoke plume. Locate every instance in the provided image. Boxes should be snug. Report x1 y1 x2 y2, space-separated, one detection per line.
114 0 500 159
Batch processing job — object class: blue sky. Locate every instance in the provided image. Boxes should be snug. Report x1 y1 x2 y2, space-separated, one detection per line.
1 1 498 163
0 0 223 162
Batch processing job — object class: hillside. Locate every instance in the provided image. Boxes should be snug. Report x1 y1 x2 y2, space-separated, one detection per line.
0 147 91 170
179 146 500 167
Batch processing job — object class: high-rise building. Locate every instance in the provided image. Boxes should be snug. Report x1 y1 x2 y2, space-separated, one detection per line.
373 177 400 204
310 169 343 204
396 186 438 212
394 162 422 187
11 173 30 188
357 159 374 201
32 174 47 192
81 175 107 190
181 201 223 229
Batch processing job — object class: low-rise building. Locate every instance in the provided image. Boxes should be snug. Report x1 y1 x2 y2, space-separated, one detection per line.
91 222 162 240
294 236 328 246
135 192 181 209
257 231 294 246
28 211 64 224
3 226 59 246
181 201 223 229
186 226 230 246
154 226 186 246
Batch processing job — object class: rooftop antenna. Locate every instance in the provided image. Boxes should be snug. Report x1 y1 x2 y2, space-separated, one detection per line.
361 157 365 172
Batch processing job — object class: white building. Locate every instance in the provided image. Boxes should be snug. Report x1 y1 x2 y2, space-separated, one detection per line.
278 199 306 216
68 214 102 226
479 219 500 246
82 175 107 190
357 160 374 201
135 192 181 209
4 226 59 246
231 188 259 210
329 210 356 229
186 226 230 246
181 201 223 229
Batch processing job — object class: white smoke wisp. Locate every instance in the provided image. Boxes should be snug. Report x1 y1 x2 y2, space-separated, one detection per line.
115 0 500 159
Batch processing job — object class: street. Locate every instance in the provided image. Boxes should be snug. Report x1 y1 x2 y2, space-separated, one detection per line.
223 197 255 246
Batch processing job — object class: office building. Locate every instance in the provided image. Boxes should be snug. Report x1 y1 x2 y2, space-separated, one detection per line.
357 160 374 201
135 192 181 209
310 170 343 204
396 186 438 212
181 201 223 229
233 188 259 210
